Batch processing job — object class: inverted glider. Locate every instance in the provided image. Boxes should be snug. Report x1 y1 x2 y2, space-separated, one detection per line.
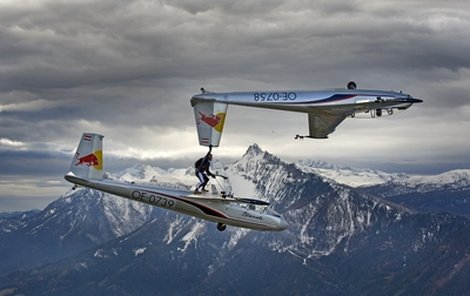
64 133 287 232
190 81 422 146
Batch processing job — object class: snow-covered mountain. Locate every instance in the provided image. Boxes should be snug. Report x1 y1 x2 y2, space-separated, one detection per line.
0 164 197 275
360 169 470 196
0 210 39 234
297 159 470 216
113 163 195 189
0 144 469 295
296 159 407 187
296 159 470 191
0 187 154 275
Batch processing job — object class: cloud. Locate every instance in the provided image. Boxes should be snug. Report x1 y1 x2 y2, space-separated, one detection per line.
0 138 25 147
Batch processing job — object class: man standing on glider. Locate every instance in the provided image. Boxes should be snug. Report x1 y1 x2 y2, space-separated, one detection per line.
194 145 216 194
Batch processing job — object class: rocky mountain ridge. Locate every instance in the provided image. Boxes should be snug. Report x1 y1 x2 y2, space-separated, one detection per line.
0 144 469 295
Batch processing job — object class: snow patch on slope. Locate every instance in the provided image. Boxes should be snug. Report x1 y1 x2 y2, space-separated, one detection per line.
178 221 206 253
133 247 147 256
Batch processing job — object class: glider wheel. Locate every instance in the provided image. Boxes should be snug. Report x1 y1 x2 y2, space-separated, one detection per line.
347 81 357 89
217 223 226 231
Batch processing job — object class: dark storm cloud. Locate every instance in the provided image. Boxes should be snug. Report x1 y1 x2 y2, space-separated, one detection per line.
0 148 70 176
1 0 469 135
1 1 188 91
2 1 469 96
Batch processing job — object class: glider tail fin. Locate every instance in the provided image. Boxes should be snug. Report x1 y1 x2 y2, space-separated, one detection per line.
192 101 228 147
68 133 104 180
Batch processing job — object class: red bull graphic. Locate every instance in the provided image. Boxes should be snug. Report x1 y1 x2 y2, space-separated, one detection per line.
199 111 226 133
75 150 103 170
199 111 221 127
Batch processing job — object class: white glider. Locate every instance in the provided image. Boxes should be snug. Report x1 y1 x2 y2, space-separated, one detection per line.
191 81 422 146
64 133 287 232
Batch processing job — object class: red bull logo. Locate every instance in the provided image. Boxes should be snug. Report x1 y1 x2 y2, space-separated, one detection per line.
199 111 221 127
199 111 226 133
75 150 103 170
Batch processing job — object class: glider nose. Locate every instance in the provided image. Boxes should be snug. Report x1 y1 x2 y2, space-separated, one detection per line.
408 97 423 103
278 215 288 231
397 95 423 104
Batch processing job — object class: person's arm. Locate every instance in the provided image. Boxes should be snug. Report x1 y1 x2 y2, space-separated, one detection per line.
205 145 213 158
205 145 215 177
207 170 215 178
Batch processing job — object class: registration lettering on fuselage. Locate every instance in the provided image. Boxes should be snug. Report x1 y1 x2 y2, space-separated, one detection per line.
131 190 175 208
253 92 297 102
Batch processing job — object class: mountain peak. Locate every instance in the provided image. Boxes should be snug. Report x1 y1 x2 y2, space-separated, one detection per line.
244 143 264 157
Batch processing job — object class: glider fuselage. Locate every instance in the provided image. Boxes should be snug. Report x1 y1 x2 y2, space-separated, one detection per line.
190 86 422 145
191 88 421 114
65 173 287 231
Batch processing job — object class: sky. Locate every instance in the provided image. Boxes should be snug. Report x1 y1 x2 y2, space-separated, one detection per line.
1 0 470 211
